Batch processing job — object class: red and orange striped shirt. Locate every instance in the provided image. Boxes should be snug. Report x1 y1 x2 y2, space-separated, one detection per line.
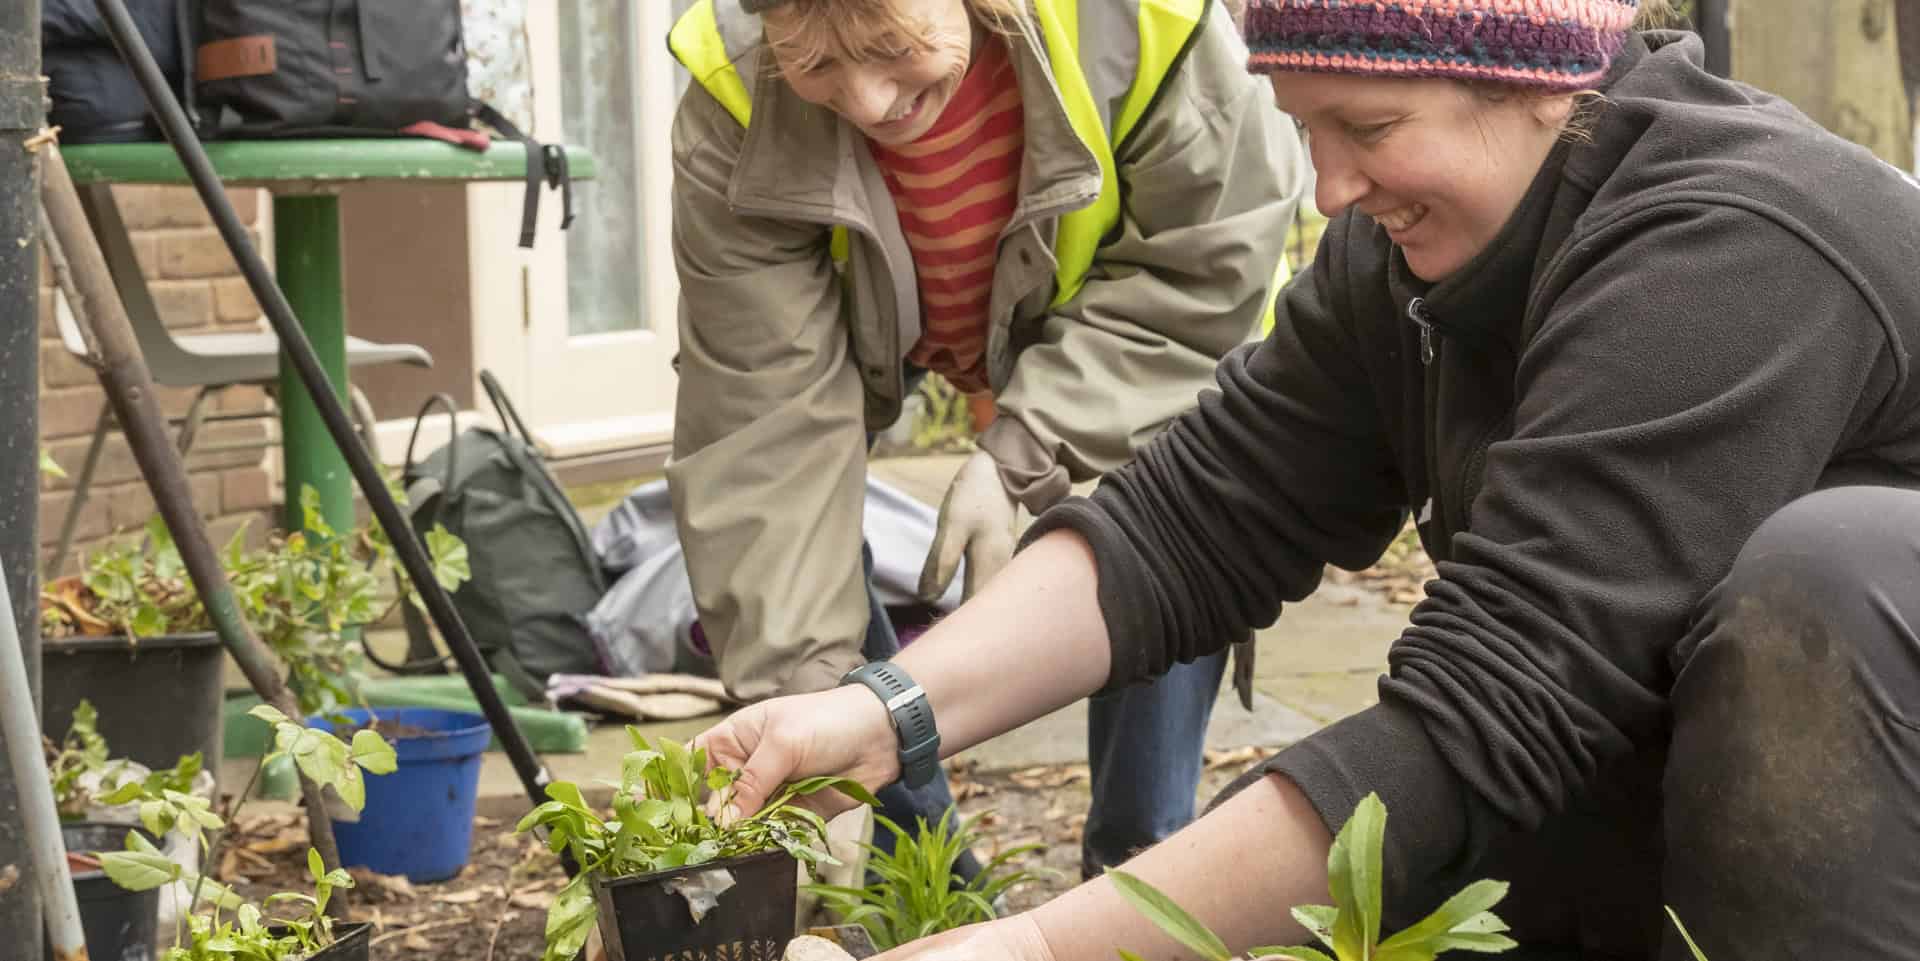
869 33 1024 395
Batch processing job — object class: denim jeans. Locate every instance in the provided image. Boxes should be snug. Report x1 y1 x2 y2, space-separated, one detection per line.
1082 651 1227 878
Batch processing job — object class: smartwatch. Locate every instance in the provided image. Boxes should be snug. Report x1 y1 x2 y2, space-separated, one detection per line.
840 660 941 788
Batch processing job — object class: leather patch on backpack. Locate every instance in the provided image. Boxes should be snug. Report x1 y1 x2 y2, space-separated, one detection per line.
197 36 278 83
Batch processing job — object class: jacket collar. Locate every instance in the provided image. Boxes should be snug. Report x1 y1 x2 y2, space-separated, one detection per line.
1386 32 1660 343
724 13 1102 227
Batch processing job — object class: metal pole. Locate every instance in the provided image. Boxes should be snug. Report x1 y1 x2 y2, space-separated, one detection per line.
0 0 45 946
86 0 561 820
0 562 89 961
39 147 346 881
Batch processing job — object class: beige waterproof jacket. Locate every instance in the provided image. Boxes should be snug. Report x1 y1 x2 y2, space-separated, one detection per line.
666 0 1307 701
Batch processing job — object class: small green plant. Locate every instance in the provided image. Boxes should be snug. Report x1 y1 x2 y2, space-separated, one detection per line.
1109 793 1514 961
97 710 395 960
910 374 978 452
44 699 203 820
1665 907 1710 961
226 485 469 716
516 731 882 961
806 808 1047 950
41 485 470 717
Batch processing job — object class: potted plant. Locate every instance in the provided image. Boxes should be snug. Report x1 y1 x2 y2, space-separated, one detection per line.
40 516 229 780
516 732 882 961
43 484 468 778
805 806 1048 950
43 698 205 961
93 706 396 961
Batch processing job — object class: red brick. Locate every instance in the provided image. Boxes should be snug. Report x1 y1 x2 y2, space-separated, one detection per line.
215 385 271 415
182 420 272 472
220 465 276 513
40 386 110 441
206 511 271 554
43 434 139 491
228 188 261 225
105 472 221 533
39 489 110 549
151 384 202 421
114 186 211 230
131 233 161 278
150 280 216 331
40 339 97 390
156 229 244 280
211 276 262 325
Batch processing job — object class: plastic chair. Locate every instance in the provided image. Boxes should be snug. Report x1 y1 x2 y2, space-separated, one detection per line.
45 183 433 576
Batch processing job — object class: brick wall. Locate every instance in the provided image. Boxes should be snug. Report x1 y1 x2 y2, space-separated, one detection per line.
38 185 279 575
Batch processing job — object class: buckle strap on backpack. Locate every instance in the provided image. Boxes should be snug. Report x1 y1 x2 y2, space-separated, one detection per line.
470 101 574 249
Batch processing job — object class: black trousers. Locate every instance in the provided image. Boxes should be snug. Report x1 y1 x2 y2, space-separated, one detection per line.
1398 486 1920 960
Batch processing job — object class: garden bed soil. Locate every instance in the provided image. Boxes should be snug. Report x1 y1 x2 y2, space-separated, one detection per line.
209 546 1429 958
332 719 439 741
214 755 1268 960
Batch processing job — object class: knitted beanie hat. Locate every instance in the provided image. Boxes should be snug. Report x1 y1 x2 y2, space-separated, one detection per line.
1242 0 1639 92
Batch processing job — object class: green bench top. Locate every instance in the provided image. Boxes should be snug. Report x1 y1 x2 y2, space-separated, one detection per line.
62 138 596 187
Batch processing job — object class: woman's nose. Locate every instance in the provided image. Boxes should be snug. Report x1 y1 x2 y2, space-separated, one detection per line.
836 66 900 128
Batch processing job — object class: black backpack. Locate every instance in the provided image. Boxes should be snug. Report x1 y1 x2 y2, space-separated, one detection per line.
193 0 573 248
43 0 199 143
374 371 610 699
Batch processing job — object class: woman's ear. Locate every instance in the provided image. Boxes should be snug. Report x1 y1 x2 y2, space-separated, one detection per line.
1532 93 1578 130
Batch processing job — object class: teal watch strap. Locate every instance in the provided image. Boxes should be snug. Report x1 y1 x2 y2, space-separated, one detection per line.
840 661 941 789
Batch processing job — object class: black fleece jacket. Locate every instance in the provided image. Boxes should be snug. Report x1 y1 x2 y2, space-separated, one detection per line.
1026 31 1920 906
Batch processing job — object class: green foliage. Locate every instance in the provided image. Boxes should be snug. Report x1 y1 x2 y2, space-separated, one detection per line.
1110 794 1515 961
44 698 204 821
225 485 470 716
1666 907 1710 961
98 712 389 960
806 808 1048 950
909 374 978 452
43 484 472 716
516 731 882 961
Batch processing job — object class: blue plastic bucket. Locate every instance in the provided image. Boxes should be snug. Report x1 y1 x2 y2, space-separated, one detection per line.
309 708 491 883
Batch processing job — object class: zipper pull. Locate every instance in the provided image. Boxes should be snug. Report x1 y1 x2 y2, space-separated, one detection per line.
1407 296 1435 365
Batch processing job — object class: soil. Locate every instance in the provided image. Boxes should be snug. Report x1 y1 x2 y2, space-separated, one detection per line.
207 544 1433 959
333 719 439 741
211 752 1273 960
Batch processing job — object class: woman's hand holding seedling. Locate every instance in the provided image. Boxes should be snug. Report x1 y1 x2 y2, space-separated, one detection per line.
695 684 900 821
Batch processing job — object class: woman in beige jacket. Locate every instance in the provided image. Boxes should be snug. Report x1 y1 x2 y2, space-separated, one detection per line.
665 0 1305 878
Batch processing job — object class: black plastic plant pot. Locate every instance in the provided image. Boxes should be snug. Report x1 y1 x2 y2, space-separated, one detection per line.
59 821 160 961
274 921 372 961
593 849 800 961
41 631 226 780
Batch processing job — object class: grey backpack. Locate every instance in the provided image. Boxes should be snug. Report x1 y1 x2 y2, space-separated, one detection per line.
376 371 609 698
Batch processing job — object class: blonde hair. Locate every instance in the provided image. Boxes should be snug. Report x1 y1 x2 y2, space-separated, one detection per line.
765 0 1026 72
1636 0 1678 28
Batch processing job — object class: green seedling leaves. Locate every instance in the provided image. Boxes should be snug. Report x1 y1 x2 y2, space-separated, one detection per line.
349 729 398 775
1111 794 1513 961
1326 794 1387 959
1666 907 1710 961
1109 870 1233 961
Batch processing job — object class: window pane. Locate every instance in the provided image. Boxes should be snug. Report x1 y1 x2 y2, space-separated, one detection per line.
559 0 645 335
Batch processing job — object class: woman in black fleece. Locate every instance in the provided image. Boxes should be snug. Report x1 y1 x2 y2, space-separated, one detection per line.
695 0 1920 957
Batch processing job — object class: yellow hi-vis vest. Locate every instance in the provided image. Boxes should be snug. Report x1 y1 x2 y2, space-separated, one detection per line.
668 0 1287 329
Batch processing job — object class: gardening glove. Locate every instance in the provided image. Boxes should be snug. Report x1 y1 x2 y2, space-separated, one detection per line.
919 450 1019 604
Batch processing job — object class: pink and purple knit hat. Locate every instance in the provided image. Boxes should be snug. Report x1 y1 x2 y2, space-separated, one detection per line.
1242 0 1639 91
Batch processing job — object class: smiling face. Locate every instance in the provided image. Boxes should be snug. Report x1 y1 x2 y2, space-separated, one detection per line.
1271 72 1572 282
764 0 978 146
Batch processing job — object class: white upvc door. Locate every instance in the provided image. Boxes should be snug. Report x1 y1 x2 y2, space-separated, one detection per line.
468 0 686 458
